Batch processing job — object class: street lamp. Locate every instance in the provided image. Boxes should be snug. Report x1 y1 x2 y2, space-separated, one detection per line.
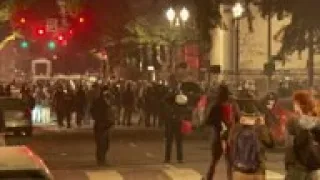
180 7 190 22
165 7 190 73
166 7 175 22
166 7 190 27
232 2 244 86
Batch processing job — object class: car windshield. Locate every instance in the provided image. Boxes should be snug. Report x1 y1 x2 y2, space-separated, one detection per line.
0 170 48 180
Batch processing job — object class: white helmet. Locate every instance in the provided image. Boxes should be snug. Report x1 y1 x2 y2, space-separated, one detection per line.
175 93 188 105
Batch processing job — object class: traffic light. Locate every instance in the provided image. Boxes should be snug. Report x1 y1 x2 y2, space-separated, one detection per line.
37 28 45 36
68 29 73 36
20 40 29 49
19 17 26 24
58 35 64 41
47 41 56 50
79 17 85 23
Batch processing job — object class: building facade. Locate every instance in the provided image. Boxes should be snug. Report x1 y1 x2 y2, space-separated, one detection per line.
210 4 320 73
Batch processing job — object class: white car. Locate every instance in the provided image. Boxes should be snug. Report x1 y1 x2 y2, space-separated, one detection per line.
0 145 54 179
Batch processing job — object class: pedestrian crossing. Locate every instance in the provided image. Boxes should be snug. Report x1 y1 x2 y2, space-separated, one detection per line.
54 165 285 180
86 170 124 180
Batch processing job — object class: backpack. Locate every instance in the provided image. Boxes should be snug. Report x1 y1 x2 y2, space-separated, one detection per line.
294 128 320 170
232 127 260 173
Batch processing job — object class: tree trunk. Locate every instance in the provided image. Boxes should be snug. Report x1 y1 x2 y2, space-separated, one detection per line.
307 28 314 87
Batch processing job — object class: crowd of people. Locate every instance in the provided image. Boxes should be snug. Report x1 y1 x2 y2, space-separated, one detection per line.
2 77 320 179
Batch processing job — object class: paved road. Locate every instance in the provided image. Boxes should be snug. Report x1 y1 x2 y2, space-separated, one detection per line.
6 128 285 180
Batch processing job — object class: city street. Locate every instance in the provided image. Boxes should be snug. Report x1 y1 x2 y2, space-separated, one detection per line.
6 127 285 180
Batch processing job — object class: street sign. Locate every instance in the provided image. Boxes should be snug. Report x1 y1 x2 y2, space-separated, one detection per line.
46 18 58 32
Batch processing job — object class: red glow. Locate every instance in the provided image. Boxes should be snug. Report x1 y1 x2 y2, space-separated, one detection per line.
79 17 85 23
58 35 64 41
69 29 73 35
37 28 45 35
20 18 26 24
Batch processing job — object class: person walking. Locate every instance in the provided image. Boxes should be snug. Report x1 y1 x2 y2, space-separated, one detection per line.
205 84 238 180
90 88 114 166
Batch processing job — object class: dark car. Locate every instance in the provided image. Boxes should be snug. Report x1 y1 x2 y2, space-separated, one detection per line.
0 97 33 136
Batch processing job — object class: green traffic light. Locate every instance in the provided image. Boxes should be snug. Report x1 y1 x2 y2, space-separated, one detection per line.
20 41 29 49
48 41 56 50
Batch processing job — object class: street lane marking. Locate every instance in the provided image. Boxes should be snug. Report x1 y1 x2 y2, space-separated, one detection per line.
266 170 285 179
86 170 123 180
129 142 137 147
163 165 202 180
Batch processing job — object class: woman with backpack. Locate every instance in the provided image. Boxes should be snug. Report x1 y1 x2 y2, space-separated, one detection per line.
285 90 320 180
228 112 274 180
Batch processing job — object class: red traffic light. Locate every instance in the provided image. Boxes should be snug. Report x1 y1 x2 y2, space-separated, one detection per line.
79 17 85 23
20 17 26 24
58 35 64 41
68 29 73 35
37 28 45 35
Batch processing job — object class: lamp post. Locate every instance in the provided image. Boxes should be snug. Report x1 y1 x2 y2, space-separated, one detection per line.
232 2 244 87
166 7 190 73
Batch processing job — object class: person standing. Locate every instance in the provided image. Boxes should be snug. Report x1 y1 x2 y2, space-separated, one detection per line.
122 82 134 126
90 89 114 166
53 86 65 128
164 88 190 163
285 90 320 180
64 86 74 129
230 114 274 180
75 85 86 127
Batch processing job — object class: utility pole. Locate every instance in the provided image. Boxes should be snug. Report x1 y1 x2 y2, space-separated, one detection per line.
267 0 272 91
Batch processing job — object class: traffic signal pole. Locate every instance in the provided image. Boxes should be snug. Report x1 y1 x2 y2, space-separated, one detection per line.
267 0 272 91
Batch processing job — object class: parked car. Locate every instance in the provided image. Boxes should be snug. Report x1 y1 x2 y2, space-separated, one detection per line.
0 97 33 136
0 145 54 179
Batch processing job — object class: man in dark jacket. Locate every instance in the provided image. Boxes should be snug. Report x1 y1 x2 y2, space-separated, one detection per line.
75 85 86 127
90 89 114 166
164 88 190 163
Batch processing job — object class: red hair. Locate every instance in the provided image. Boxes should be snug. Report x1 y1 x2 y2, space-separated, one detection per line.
293 90 315 115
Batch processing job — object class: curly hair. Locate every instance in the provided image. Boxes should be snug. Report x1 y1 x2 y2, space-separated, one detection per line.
293 90 315 115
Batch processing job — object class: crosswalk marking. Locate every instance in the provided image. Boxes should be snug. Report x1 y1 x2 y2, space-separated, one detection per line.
79 166 284 180
85 170 124 180
266 170 285 179
163 165 202 180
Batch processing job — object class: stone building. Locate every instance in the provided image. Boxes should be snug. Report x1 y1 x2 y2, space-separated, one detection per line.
210 4 320 73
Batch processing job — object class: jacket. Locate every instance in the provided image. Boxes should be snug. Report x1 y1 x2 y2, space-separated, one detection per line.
285 115 320 171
